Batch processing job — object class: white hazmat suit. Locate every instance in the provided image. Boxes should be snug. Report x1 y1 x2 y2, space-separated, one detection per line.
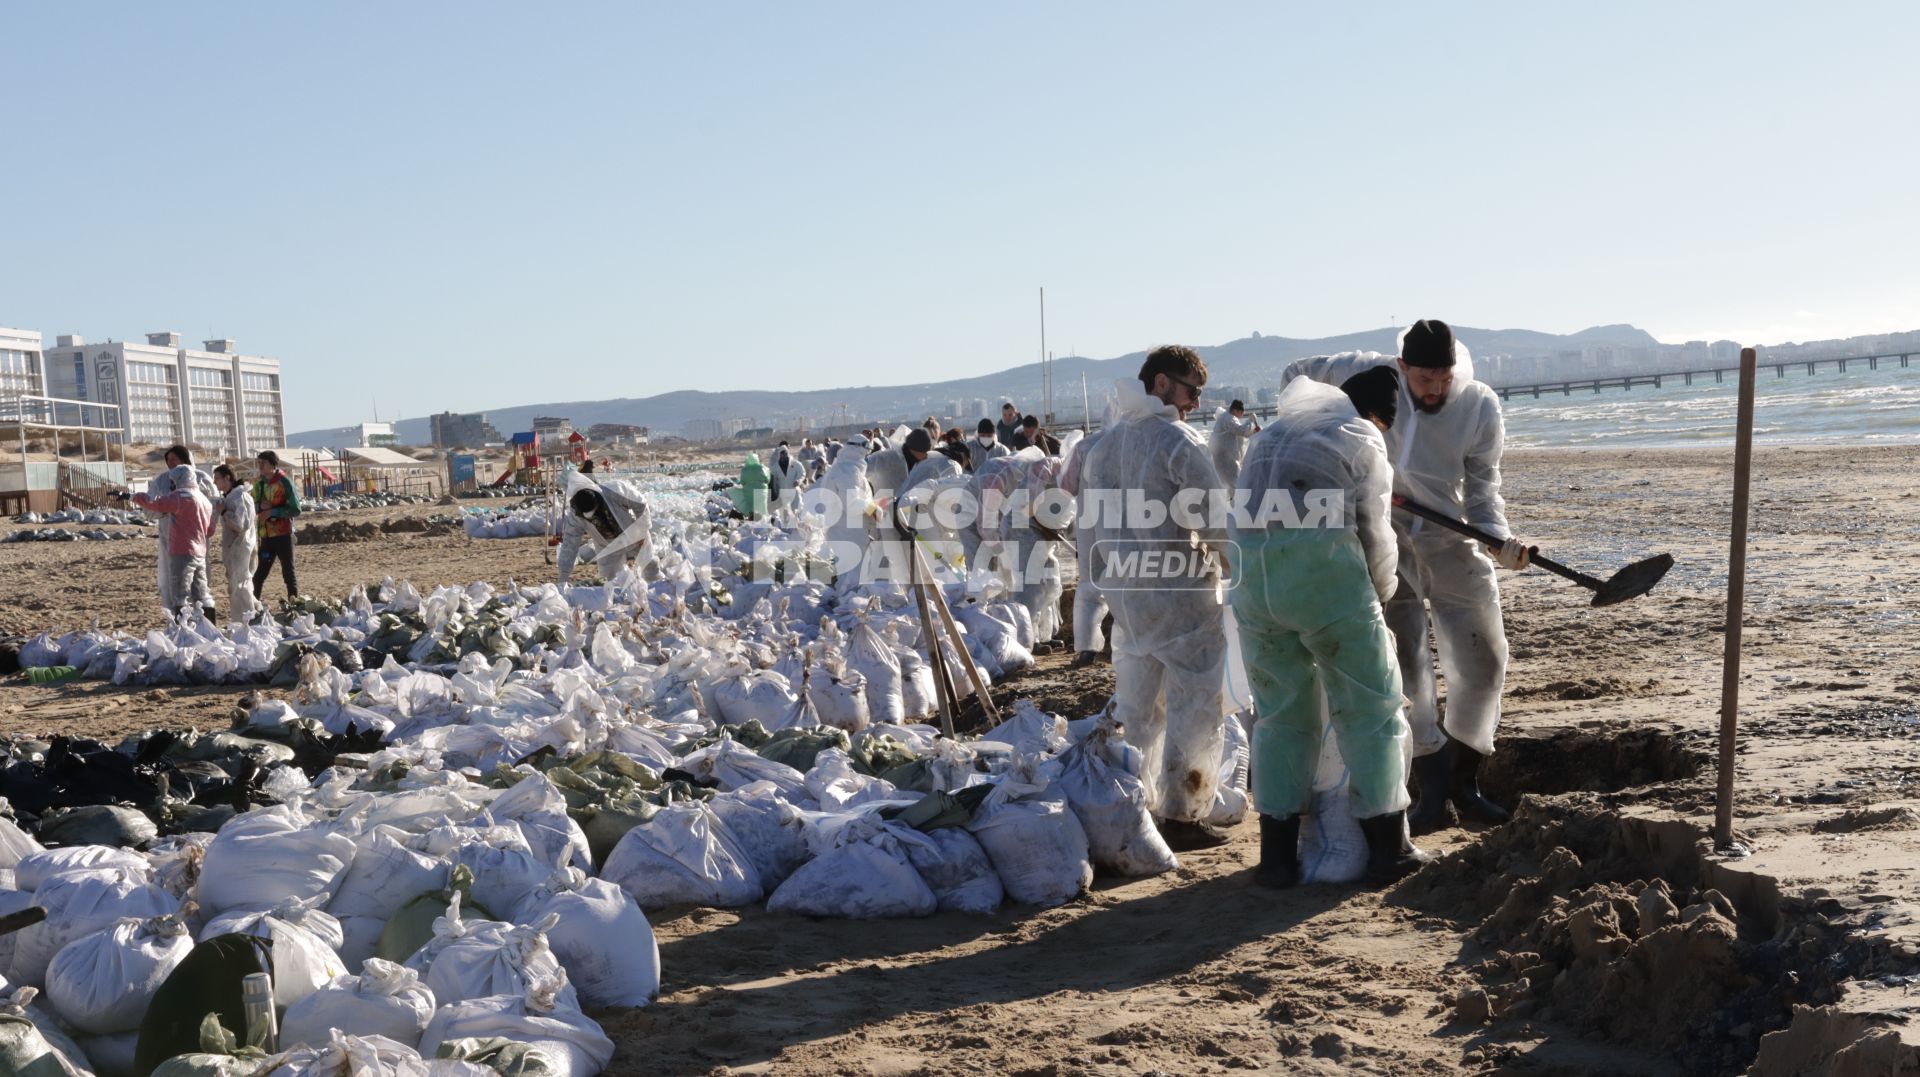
1280 344 1511 758
557 473 656 584
1079 378 1229 824
218 484 260 621
1060 429 1109 656
1209 407 1259 488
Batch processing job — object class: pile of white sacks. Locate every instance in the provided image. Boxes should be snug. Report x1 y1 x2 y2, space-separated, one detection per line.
460 509 549 541
7 488 1256 1075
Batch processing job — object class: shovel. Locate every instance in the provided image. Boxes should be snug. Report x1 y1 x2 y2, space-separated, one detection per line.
1392 494 1673 607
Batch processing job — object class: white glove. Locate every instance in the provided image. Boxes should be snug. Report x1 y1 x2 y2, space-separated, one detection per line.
1491 538 1531 571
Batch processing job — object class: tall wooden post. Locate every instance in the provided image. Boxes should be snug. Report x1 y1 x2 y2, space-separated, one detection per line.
1715 347 1758 849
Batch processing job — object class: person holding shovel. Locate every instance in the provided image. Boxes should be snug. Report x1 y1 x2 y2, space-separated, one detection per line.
1281 319 1529 834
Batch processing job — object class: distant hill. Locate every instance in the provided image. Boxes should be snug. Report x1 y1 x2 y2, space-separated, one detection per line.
287 323 1664 446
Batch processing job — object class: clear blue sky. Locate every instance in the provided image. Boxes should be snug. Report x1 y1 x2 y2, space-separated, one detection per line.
5 2 1915 431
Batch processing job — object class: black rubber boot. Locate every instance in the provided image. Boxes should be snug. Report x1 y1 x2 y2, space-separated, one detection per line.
1447 738 1511 826
1407 748 1454 836
1070 650 1099 669
1358 811 1431 886
1255 814 1301 889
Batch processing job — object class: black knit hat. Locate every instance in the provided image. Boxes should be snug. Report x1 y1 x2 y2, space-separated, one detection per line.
1340 366 1401 430
1401 318 1456 369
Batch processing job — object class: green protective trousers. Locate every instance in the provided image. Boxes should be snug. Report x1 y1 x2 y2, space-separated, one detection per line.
1229 527 1410 820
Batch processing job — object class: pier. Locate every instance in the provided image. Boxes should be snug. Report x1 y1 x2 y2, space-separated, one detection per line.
1492 350 1912 401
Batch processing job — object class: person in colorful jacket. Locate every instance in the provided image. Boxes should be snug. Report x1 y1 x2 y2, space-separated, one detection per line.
251 450 302 601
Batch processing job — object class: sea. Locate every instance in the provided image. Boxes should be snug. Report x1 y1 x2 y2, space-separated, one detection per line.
1496 361 1920 449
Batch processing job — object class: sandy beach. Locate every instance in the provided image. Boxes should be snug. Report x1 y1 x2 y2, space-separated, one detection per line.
3 443 1918 1074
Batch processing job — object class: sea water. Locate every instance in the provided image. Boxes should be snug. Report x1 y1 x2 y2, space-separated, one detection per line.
1498 361 1920 449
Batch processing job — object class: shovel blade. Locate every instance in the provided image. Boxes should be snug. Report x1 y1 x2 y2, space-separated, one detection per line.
1591 553 1674 607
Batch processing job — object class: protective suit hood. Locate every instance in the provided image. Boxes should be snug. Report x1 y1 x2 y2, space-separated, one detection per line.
1111 377 1181 422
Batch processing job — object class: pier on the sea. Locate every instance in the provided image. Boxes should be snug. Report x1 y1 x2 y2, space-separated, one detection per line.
1491 350 1913 401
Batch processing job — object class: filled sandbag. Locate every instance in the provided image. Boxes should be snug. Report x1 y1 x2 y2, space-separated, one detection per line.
966 758 1092 908
402 905 577 1013
259 1028 430 1076
767 814 935 919
1054 712 1177 878
45 913 194 1034
897 823 1002 916
14 870 178 987
195 807 355 916
375 866 497 965
280 959 436 1050
600 802 762 910
419 982 614 1077
513 869 659 1009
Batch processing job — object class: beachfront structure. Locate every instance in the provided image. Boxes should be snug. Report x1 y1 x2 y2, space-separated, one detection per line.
431 410 503 448
531 415 574 439
41 332 285 457
309 421 397 447
0 327 46 398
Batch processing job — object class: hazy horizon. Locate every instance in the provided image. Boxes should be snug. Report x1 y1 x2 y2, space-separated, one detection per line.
5 2 1915 431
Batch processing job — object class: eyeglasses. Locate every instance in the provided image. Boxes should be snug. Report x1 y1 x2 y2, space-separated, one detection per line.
1168 375 1203 399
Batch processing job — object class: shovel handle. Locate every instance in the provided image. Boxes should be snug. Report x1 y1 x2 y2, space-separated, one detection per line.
0 906 47 936
1390 495 1603 592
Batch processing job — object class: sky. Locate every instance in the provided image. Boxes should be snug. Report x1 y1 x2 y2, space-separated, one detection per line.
4 2 1917 431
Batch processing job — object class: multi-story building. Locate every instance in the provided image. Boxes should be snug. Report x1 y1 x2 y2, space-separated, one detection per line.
530 415 574 440
0 328 46 399
310 421 397 448
430 411 503 448
42 332 284 456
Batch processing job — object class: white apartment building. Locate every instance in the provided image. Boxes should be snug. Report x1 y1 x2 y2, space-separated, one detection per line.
0 327 46 398
42 332 285 456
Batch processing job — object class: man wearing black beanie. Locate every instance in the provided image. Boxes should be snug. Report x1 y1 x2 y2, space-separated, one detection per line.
1279 319 1531 836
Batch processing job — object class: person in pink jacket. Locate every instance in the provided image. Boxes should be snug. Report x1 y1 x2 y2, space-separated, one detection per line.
131 464 217 617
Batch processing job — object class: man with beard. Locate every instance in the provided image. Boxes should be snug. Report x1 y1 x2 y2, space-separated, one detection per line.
1280 319 1530 834
1080 345 1232 849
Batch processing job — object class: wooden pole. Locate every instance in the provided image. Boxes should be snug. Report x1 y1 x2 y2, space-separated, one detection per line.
1714 346 1759 849
911 539 1003 727
909 539 959 738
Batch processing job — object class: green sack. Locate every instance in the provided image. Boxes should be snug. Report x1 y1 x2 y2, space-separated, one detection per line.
150 1014 265 1077
24 665 81 685
375 865 496 963
133 934 273 1077
576 796 661 867
849 732 920 777
757 727 851 773
884 785 995 832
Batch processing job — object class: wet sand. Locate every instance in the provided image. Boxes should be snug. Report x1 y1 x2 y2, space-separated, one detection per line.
3 444 1918 1074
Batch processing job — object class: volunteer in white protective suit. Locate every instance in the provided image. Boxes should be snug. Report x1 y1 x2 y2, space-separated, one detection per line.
1060 428 1109 668
211 464 260 621
1080 345 1233 849
968 418 1010 473
770 442 808 510
965 446 1071 647
556 471 657 585
1231 366 1429 888
1209 399 1259 487
1280 318 1529 834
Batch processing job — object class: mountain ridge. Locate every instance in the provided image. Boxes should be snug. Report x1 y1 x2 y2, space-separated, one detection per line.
288 322 1666 446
